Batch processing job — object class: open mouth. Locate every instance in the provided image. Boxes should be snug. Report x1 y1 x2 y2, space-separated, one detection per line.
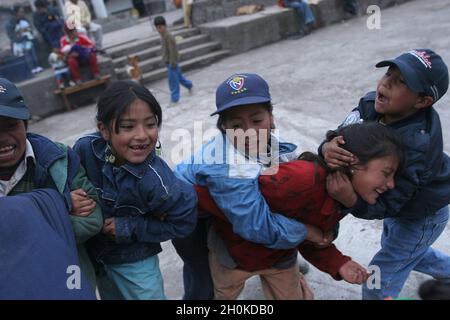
376 92 389 104
129 144 150 152
0 145 16 159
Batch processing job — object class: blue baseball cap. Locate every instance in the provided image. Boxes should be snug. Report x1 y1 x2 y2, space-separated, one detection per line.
212 73 271 116
376 49 449 103
0 78 29 120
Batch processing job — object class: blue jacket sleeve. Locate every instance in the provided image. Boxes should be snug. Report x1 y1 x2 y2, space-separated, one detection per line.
114 172 198 243
205 175 308 249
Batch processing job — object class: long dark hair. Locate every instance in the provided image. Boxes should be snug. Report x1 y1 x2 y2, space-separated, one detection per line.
96 80 162 133
300 122 404 176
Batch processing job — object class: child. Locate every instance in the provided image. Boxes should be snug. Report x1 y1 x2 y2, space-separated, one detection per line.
154 16 193 105
6 6 43 74
174 73 331 300
0 77 102 293
282 0 315 36
73 80 197 300
195 121 402 291
48 48 73 89
60 22 100 85
320 49 450 299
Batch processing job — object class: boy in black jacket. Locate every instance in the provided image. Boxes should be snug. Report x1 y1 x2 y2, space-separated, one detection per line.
320 49 450 299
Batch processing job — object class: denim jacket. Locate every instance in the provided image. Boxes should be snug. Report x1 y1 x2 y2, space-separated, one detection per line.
175 132 308 250
73 133 197 265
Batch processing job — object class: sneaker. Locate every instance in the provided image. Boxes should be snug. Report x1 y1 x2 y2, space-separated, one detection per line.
68 80 76 87
58 83 65 90
34 66 44 73
168 100 179 107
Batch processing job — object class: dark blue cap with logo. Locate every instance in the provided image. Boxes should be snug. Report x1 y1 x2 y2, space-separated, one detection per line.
0 78 29 120
212 73 271 116
376 49 449 103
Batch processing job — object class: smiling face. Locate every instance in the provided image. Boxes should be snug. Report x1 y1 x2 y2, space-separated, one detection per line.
221 104 273 157
351 155 399 205
99 99 159 165
375 66 425 124
0 117 27 169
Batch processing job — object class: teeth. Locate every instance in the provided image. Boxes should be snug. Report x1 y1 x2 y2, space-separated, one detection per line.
130 145 148 150
0 145 14 153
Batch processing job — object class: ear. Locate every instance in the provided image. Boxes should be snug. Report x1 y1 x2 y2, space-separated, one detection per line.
97 122 110 141
414 95 433 110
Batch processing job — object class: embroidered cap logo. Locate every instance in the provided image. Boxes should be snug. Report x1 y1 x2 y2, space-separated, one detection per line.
228 76 245 91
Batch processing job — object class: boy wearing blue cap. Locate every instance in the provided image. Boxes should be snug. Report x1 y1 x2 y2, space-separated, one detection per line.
0 78 102 293
320 49 450 299
173 73 327 299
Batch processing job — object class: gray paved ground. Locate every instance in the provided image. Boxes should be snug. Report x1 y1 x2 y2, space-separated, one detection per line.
30 0 450 299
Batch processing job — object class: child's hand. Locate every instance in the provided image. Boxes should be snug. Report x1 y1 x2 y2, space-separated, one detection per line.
304 225 332 246
339 260 369 284
322 136 355 168
70 189 96 217
326 171 357 208
102 217 116 240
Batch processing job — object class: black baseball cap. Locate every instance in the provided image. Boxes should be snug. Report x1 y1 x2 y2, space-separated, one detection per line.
376 49 449 103
0 78 29 120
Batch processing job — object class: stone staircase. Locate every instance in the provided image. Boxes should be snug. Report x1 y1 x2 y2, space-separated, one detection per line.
108 26 230 84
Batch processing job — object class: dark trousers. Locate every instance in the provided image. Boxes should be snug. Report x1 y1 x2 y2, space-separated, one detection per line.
172 217 214 300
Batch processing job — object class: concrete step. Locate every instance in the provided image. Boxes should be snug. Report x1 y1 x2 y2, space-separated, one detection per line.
107 28 201 59
112 34 211 68
141 49 230 84
116 41 223 79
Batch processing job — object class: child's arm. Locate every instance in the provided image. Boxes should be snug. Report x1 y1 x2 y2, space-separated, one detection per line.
298 242 368 284
111 172 197 244
195 184 328 245
321 136 356 168
68 164 103 244
167 34 178 68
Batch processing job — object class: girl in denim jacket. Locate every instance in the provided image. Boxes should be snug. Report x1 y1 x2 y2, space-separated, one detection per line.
74 80 197 300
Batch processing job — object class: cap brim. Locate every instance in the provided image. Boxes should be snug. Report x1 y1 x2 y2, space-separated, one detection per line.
210 96 271 116
376 59 424 93
0 105 30 120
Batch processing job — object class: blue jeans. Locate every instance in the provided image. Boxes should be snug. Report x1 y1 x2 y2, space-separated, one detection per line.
166 64 192 103
172 217 214 300
363 206 450 299
97 255 166 300
284 0 315 25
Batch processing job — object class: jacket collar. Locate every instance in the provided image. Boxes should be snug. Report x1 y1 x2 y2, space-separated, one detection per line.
27 133 65 170
91 133 155 179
